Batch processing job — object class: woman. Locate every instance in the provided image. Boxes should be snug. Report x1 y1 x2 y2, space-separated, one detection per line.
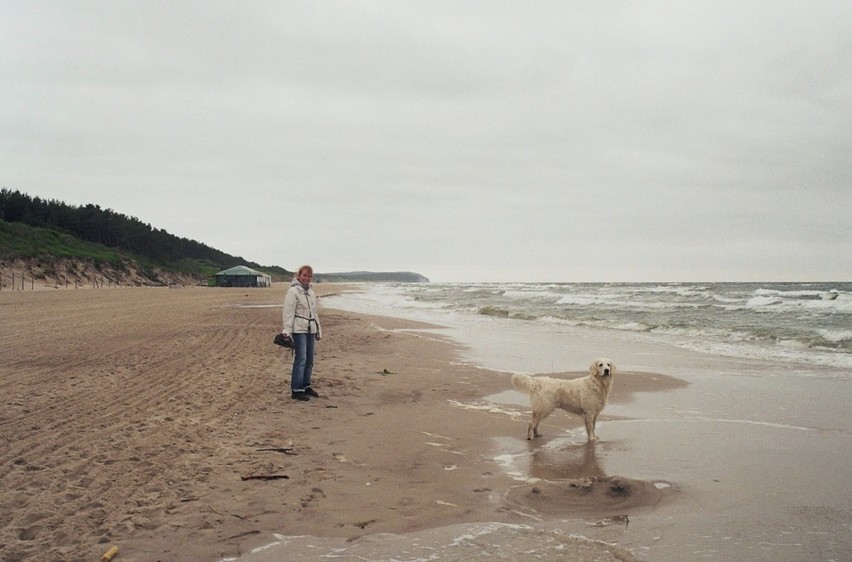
282 265 322 401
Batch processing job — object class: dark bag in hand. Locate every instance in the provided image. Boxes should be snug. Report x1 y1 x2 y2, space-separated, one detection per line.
273 333 295 349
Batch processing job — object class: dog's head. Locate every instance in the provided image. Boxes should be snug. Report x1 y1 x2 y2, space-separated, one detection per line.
589 358 615 379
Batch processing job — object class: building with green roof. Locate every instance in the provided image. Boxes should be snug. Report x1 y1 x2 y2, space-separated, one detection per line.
213 266 272 288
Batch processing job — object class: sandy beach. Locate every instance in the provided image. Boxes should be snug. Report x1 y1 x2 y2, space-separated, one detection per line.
0 284 688 561
3 283 850 561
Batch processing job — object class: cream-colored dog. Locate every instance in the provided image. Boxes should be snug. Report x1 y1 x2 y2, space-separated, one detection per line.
511 359 615 442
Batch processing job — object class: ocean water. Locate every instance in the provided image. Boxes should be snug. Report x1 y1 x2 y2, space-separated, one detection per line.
323 281 852 374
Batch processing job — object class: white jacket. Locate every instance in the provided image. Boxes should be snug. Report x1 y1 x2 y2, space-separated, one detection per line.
282 280 322 338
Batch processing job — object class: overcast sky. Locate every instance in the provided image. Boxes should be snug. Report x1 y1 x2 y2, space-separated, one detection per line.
2 1 850 282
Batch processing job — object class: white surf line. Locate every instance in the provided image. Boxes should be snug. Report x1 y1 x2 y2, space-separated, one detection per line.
611 417 815 432
446 399 527 420
421 431 454 441
424 441 466 456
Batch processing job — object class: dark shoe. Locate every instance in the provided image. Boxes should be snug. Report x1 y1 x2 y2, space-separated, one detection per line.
291 392 309 401
305 387 320 398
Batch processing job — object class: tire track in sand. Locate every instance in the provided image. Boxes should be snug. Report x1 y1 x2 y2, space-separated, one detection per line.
0 288 284 561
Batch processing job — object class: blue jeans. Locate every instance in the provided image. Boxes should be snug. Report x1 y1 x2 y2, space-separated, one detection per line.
290 333 316 393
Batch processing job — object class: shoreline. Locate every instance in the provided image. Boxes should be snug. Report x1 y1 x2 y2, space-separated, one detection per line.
0 285 685 561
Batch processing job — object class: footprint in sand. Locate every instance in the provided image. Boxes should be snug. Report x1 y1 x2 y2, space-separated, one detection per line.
300 487 326 508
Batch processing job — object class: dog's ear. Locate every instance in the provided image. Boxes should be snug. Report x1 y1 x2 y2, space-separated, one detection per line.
610 362 616 375
589 360 598 376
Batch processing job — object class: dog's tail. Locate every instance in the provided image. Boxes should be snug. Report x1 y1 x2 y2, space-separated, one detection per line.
511 372 534 394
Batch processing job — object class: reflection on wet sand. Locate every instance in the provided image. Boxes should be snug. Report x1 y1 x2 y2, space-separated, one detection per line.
496 434 673 521
529 438 608 481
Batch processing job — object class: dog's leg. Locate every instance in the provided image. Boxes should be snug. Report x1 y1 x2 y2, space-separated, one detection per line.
527 402 553 440
584 413 598 442
533 424 541 437
528 414 542 440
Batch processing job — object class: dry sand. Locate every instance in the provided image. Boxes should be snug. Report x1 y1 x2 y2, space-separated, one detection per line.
0 285 684 561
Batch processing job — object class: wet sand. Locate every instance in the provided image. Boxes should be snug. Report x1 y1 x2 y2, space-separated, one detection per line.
0 284 685 561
